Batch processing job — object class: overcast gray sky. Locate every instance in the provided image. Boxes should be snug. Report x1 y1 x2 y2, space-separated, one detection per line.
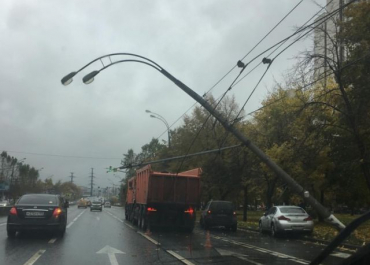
0 0 325 191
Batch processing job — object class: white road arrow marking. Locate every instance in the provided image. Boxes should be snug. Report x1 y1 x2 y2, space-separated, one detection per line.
97 245 125 265
330 252 352 258
215 248 263 265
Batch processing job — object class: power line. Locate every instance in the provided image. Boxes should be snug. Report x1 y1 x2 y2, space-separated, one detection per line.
2 150 121 160
240 0 303 62
172 1 305 174
117 144 243 170
214 0 355 152
155 0 304 141
246 51 370 117
155 0 339 142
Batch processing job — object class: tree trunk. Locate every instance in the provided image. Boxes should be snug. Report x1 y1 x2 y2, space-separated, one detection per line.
266 177 278 209
336 75 370 191
243 185 249 222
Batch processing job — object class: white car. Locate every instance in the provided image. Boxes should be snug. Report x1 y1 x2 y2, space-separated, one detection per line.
259 206 314 237
104 202 111 208
0 201 10 207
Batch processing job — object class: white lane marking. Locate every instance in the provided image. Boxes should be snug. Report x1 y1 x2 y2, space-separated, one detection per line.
106 211 125 224
124 222 134 229
331 252 352 258
23 249 46 265
137 231 161 245
207 234 310 264
0 223 6 226
167 250 195 265
97 216 100 221
291 260 308 264
67 209 86 229
216 248 262 265
48 238 57 244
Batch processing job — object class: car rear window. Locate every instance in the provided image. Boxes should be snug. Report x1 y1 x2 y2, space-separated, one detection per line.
92 201 101 204
210 202 234 211
280 207 306 214
18 195 57 205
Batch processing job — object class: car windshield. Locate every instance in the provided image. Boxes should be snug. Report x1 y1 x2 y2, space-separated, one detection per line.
1 0 369 264
18 195 57 205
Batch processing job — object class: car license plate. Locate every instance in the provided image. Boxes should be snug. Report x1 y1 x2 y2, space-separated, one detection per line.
26 211 44 217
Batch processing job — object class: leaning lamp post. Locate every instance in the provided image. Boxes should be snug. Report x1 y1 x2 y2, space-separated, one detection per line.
61 52 345 230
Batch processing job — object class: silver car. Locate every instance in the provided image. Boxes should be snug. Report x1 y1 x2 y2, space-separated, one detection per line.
259 206 314 237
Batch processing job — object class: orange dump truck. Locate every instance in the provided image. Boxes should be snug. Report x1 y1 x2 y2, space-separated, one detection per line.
125 165 201 232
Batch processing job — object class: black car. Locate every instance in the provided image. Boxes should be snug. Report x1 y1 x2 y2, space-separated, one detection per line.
200 200 237 231
90 201 102 211
7 194 69 237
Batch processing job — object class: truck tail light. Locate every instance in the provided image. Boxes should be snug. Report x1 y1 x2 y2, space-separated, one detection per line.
147 207 157 212
277 215 291 221
53 207 62 217
9 207 17 215
304 216 313 221
184 208 194 214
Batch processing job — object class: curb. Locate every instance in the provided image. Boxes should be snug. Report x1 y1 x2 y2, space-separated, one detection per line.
237 226 361 250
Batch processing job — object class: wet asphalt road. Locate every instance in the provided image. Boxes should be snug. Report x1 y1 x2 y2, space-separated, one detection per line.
0 206 355 265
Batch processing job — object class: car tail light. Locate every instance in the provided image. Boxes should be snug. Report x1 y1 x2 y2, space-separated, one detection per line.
147 207 157 212
184 208 194 214
53 207 62 217
304 216 313 221
277 215 291 221
207 210 211 214
233 211 236 216
9 207 17 215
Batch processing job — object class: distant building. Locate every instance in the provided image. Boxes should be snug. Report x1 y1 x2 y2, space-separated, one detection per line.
313 0 367 79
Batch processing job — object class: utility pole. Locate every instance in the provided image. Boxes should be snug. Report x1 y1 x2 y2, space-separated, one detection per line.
70 172 75 183
160 68 346 230
90 168 95 197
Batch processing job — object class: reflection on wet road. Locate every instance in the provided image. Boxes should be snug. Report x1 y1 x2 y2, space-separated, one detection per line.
0 206 354 265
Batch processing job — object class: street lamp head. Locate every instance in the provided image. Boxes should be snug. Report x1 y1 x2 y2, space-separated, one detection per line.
61 72 77 86
150 115 156 118
83 70 100 84
145 110 151 113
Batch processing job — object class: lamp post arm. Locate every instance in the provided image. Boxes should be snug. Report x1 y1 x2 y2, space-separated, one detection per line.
75 53 163 74
149 112 170 128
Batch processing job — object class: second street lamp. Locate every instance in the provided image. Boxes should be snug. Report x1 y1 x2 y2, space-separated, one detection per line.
146 110 171 148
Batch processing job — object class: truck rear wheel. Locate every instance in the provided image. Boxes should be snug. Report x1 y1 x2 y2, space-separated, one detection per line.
184 226 194 233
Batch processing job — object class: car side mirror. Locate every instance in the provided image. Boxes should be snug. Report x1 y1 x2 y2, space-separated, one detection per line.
64 201 69 208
